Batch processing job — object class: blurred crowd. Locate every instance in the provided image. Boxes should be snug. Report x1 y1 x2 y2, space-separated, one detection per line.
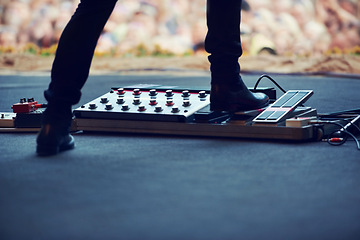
242 0 360 56
0 0 359 56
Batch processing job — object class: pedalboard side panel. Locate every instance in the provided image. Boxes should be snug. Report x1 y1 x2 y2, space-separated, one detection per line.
75 118 314 141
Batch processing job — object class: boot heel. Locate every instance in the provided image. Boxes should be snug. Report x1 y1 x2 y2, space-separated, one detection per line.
210 98 227 111
36 123 75 156
37 144 60 156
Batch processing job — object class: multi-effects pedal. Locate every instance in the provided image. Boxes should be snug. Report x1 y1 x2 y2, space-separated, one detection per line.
73 87 210 122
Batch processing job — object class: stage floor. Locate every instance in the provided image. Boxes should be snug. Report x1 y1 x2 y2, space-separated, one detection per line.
1 71 360 240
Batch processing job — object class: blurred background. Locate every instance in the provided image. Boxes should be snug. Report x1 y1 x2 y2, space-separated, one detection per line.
0 0 359 57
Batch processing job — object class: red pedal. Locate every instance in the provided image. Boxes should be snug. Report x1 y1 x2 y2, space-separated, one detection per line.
11 98 44 113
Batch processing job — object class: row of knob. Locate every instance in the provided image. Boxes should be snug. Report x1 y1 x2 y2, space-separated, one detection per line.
19 98 35 103
99 97 191 107
89 102 181 113
116 88 207 98
85 88 209 113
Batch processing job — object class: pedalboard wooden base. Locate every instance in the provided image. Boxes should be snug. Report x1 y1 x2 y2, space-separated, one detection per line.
75 118 315 141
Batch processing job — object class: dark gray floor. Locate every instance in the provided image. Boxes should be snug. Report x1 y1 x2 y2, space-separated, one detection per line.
1 71 360 240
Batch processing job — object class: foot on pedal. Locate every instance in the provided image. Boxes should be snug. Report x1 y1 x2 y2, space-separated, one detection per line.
210 77 269 112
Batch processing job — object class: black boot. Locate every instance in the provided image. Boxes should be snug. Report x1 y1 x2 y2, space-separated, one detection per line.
36 120 74 156
210 75 269 112
36 105 75 156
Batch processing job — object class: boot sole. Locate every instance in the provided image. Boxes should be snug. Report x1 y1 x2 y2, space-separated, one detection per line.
210 99 270 112
37 137 75 156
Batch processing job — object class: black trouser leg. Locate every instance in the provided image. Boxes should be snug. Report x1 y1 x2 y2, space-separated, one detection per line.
205 0 269 111
205 0 243 85
43 0 117 123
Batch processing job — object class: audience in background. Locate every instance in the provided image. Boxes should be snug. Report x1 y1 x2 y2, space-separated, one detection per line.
0 0 359 56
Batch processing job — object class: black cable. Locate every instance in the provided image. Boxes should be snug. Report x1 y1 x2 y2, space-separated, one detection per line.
343 117 360 133
320 108 360 117
254 74 287 93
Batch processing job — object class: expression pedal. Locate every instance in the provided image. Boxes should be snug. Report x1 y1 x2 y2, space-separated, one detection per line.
74 86 318 141
253 90 314 124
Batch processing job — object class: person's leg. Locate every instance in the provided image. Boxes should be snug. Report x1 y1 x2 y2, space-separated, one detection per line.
44 0 117 122
37 0 117 156
205 0 269 112
205 0 243 83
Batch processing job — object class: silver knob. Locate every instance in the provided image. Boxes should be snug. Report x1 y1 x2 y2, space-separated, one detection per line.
117 88 125 95
133 89 141 95
182 90 190 97
198 91 207 98
154 105 163 112
183 100 191 107
171 106 180 113
133 98 141 105
138 105 146 112
149 99 157 106
105 104 113 110
166 99 174 106
117 97 125 104
165 90 174 97
89 103 97 109
149 89 157 96
100 97 109 103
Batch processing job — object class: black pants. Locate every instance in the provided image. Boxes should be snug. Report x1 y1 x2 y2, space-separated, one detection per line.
44 0 243 122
